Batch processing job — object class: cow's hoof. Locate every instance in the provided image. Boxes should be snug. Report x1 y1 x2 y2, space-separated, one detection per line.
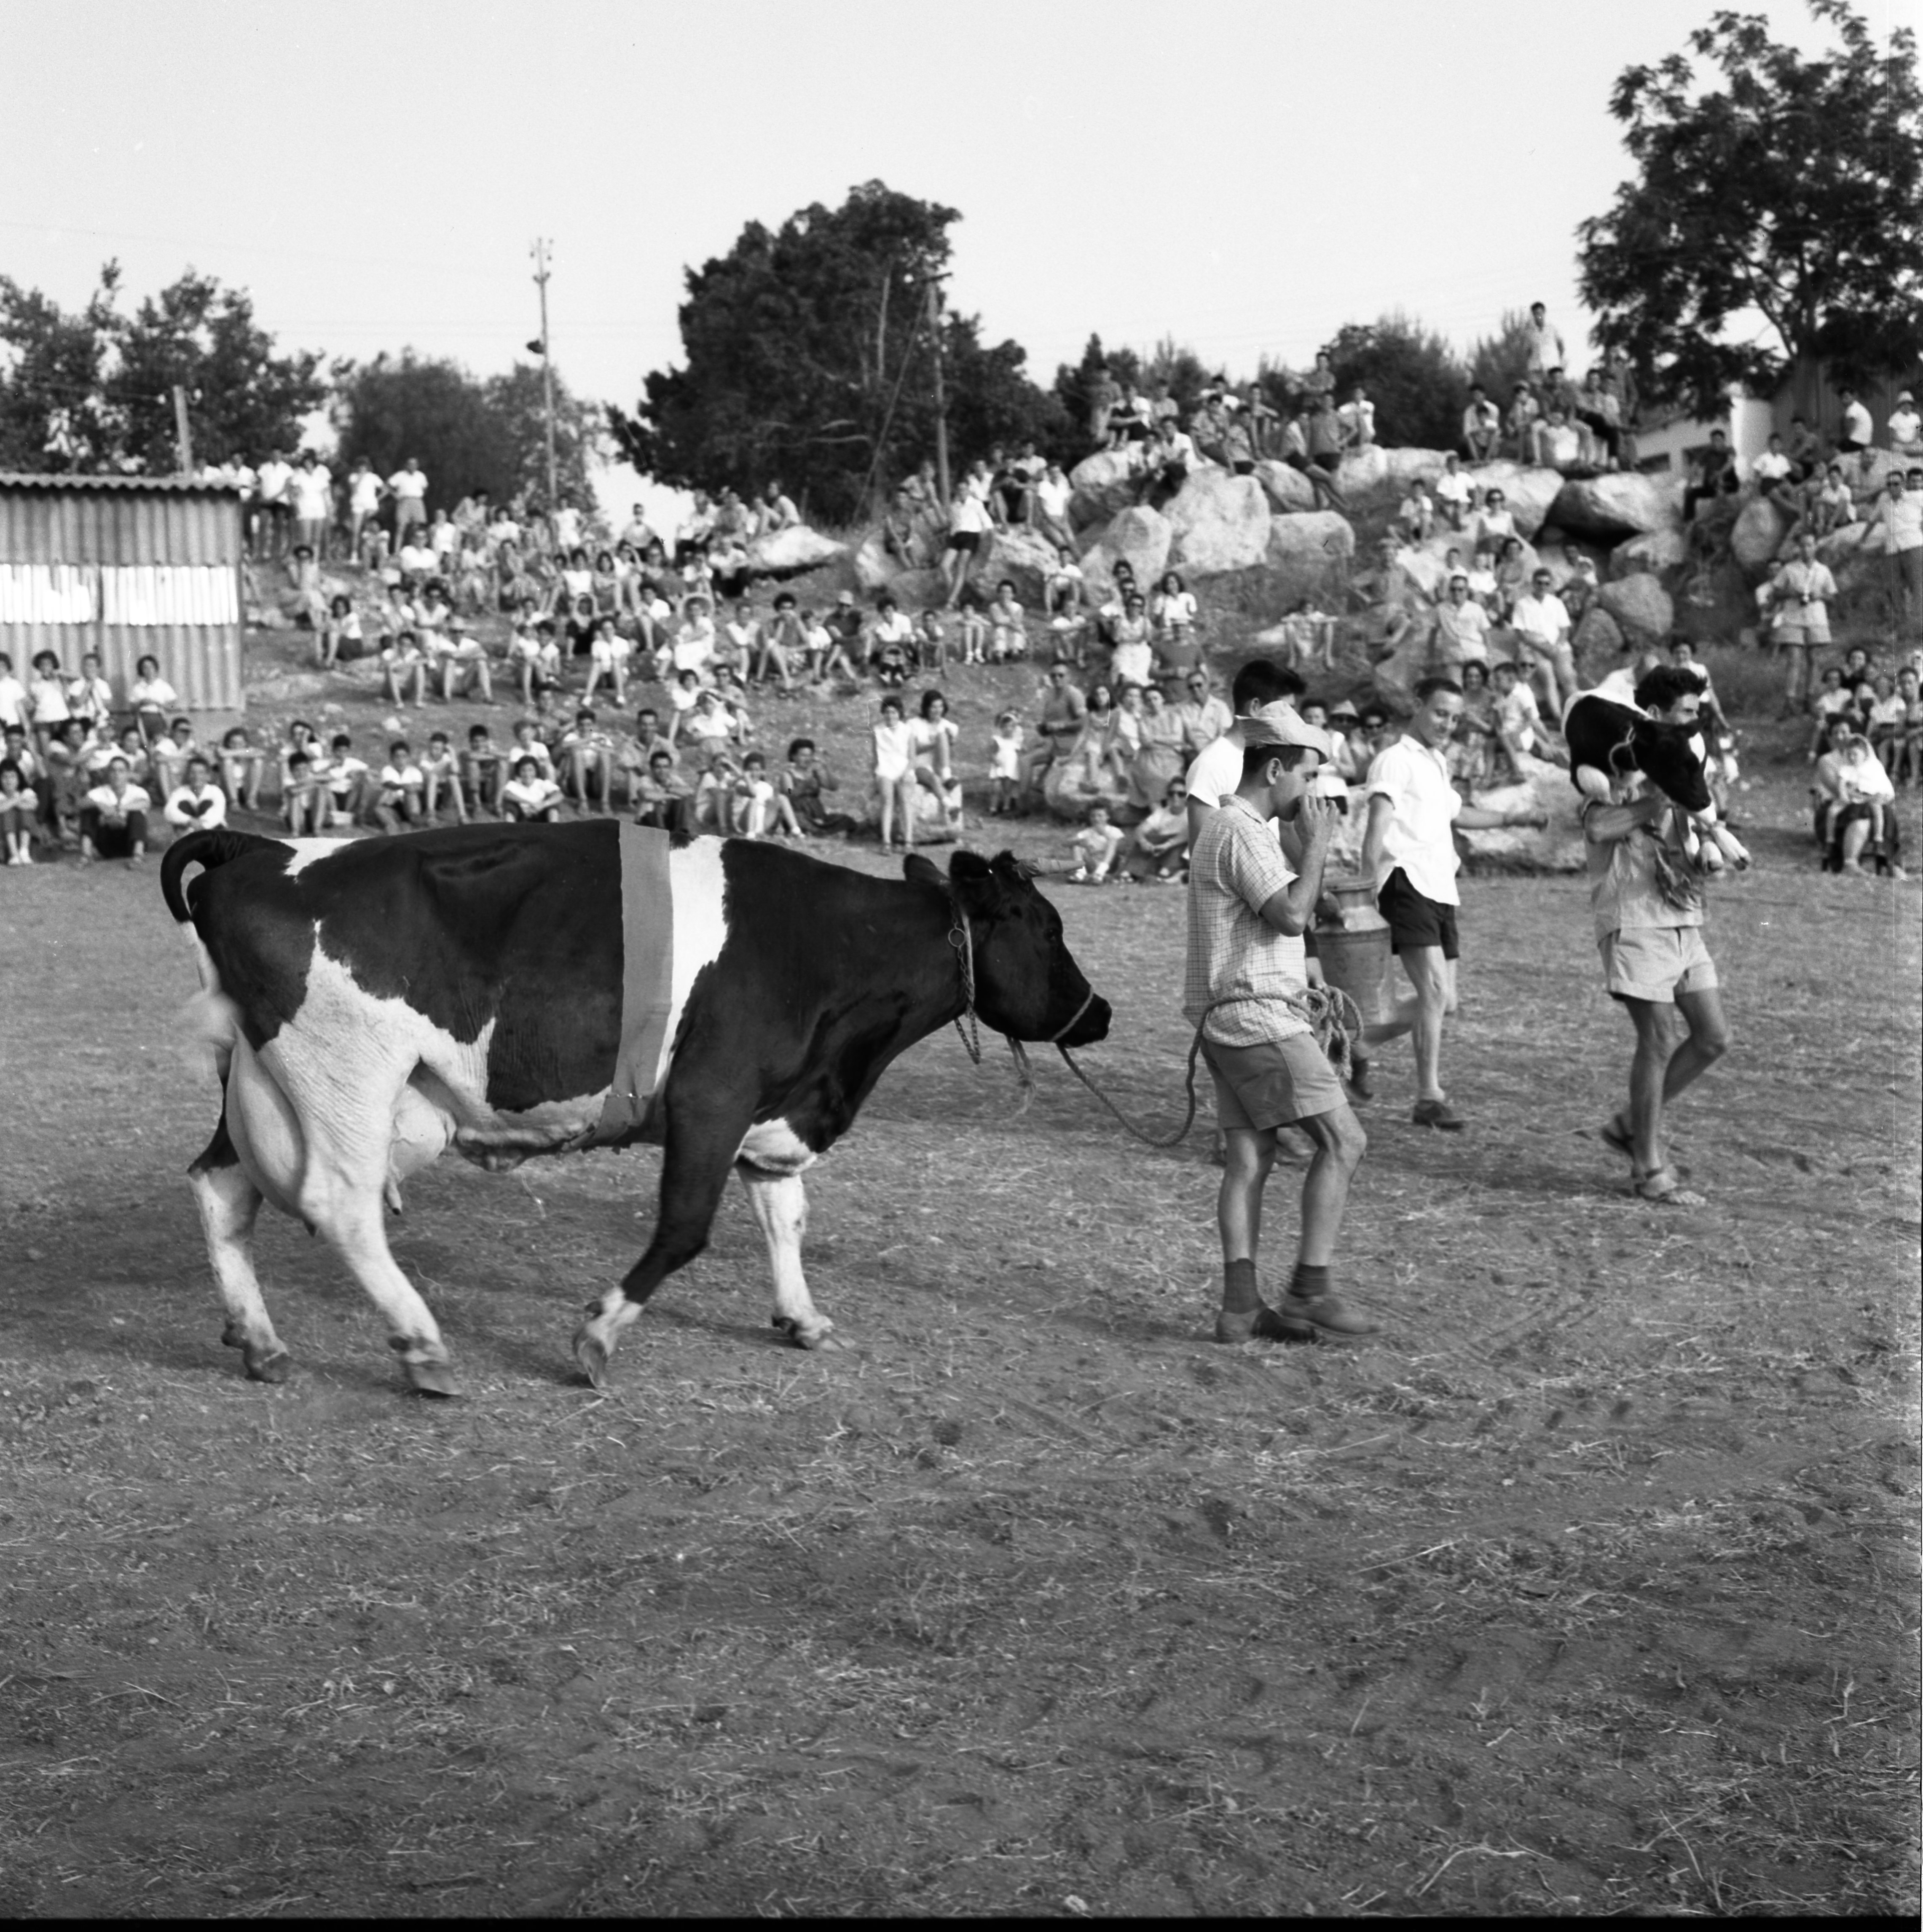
572 1329 611 1389
771 1316 839 1352
404 1360 463 1398
242 1346 293 1384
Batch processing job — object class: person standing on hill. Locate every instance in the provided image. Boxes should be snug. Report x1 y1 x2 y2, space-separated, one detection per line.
1185 709 1376 1346
1360 678 1548 1130
1776 531 1839 716
388 457 429 543
1523 302 1564 381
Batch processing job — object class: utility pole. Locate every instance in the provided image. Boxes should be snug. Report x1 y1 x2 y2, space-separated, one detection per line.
172 385 194 475
530 239 558 515
927 279 950 510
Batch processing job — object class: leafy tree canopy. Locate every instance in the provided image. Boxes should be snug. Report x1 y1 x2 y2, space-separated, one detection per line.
333 352 599 515
1577 0 1923 412
1323 315 1469 451
0 263 323 474
611 181 1066 524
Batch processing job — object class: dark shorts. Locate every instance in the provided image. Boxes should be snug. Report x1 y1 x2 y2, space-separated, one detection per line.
1378 867 1459 958
946 531 981 555
1201 1033 1346 1132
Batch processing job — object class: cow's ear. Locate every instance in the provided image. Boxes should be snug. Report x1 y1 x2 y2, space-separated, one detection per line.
948 849 993 885
903 853 947 894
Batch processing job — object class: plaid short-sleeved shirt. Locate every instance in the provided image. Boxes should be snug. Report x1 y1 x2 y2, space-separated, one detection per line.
1183 793 1310 1046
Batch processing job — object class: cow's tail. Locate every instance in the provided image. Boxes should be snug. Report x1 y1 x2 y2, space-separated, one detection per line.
160 828 286 926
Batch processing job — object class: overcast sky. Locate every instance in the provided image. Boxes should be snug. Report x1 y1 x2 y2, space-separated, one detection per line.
3 0 1897 417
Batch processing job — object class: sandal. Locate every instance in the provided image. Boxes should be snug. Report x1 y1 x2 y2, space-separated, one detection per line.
1635 1165 1705 1208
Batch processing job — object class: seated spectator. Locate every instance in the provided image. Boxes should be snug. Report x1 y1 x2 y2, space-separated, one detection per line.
27 649 73 753
147 715 201 802
1866 672 1906 766
1682 428 1743 521
756 480 801 535
1044 545 1086 621
1336 384 1376 451
1121 778 1191 882
1285 403 1348 511
0 652 26 742
510 619 563 714
1532 408 1582 471
80 754 151 864
1813 729 1902 875
502 754 564 823
557 707 617 814
1476 489 1517 553
987 580 1027 663
277 744 324 835
317 594 362 670
1397 480 1435 545
779 736 856 838
1107 593 1154 690
1129 683 1187 810
381 628 429 708
1433 453 1472 531
44 718 93 843
438 626 495 705
418 730 464 824
1020 660 1087 801
1150 569 1199 667
1465 543 1500 609
0 757 41 864
1810 462 1858 538
866 594 916 676
1574 370 1624 468
729 751 794 839
1509 565 1580 712
319 732 370 827
914 608 948 675
127 655 178 743
1506 383 1541 461
1173 670 1232 752
1491 536 1531 623
682 687 747 766
1895 665 1923 787
633 749 695 832
581 615 629 708
1889 389 1922 461
372 740 426 833
1431 575 1492 672
1449 662 1499 788
1751 432 1798 513
1490 658 1548 774
1066 802 1124 883
1461 386 1502 463
1138 418 1197 512
1807 664 1854 759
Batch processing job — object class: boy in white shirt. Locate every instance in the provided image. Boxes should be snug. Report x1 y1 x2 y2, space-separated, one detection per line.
502 755 563 823
1067 802 1124 883
373 740 426 832
80 755 151 864
164 755 228 834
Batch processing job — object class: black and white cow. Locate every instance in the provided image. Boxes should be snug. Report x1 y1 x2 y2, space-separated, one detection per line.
161 825 1110 1395
1562 693 1751 871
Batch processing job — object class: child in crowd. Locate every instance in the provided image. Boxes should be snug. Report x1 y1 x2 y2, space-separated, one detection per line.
461 722 505 818
988 709 1024 815
872 623 912 689
318 595 362 669
28 651 71 753
780 737 856 838
1122 778 1190 883
957 590 989 666
1808 665 1853 760
1892 666 1923 786
1397 480 1434 544
438 627 493 704
45 720 91 843
0 759 38 864
373 741 426 832
1067 802 1124 883
322 733 369 827
219 726 266 813
873 696 917 849
1867 674 1905 767
381 629 428 708
987 581 1026 663
1491 658 1545 778
148 716 201 800
502 755 564 823
0 653 28 737
163 754 227 836
557 707 615 814
282 742 326 835
419 730 464 823
731 751 796 838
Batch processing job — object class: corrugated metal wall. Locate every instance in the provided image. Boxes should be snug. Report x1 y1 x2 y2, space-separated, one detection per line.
0 484 244 716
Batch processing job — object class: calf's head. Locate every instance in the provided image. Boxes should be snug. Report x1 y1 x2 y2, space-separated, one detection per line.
912 850 1112 1048
1631 715 1714 815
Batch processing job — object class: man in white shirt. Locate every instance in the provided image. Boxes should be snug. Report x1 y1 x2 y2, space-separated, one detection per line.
1140 419 1197 512
1431 576 1491 669
1183 660 1305 848
1360 679 1546 1129
1874 467 1923 631
1336 386 1376 452
346 461 385 557
1776 531 1839 713
289 451 334 560
1889 390 1922 460
387 459 429 538
80 755 153 863
164 755 228 834
1461 387 1501 464
1523 303 1565 381
255 449 293 560
757 483 800 535
1836 387 1873 453
1434 453 1474 530
1508 569 1580 712
1750 432 1799 517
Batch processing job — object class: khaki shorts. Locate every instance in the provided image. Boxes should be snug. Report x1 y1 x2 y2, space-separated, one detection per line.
1600 926 1719 1004
1202 1032 1346 1132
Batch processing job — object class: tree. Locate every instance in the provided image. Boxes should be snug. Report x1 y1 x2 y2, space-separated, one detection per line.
1576 0 1923 413
1467 309 1539 411
1322 314 1469 451
0 263 322 474
333 352 598 514
611 180 1067 523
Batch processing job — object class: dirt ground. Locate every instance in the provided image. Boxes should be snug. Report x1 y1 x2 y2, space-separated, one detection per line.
0 664 1917 1916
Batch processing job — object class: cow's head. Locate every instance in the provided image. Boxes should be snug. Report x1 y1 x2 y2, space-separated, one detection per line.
911 850 1111 1049
1629 715 1714 815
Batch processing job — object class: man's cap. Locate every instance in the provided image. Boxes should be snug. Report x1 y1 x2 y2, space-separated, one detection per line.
1247 701 1332 759
1328 700 1360 720
837 590 856 603
1900 389 1915 403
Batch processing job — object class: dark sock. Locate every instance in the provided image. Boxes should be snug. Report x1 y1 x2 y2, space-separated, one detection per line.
1290 1263 1330 1301
1223 1258 1261 1314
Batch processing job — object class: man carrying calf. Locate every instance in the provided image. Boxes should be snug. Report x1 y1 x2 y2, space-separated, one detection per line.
1580 665 1732 1207
1185 707 1376 1346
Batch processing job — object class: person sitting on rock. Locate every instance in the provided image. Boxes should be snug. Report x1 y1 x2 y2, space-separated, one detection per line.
1809 462 1858 539
1282 404 1348 512
1336 384 1376 452
1434 453 1473 531
1397 480 1435 545
1575 370 1625 469
1682 428 1743 523
1137 417 1197 512
1751 432 1799 517
1506 383 1541 462
1508 566 1580 714
1462 386 1502 464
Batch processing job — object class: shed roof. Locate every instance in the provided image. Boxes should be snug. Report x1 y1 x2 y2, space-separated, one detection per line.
0 472 241 496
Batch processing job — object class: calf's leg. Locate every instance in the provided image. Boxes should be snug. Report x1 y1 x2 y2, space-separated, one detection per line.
737 1164 834 1348
188 1113 292 1383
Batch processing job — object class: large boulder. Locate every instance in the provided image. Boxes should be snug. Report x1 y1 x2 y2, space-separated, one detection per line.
1551 473 1682 540
1253 459 1317 513
1457 755 1585 873
1084 505 1171 593
1464 461 1564 539
1384 448 1452 490
1571 606 1626 683
1334 446 1391 498
746 525 848 576
976 527 1062 606
1596 572 1674 645
1609 527 1689 578
853 529 900 593
1164 472 1272 575
1067 449 1140 530
1729 497 1789 577
1263 511 1356 603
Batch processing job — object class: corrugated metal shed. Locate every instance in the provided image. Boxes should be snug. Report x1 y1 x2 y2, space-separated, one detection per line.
0 474 245 720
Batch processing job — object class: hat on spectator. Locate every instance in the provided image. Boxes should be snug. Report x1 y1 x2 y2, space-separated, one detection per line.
1327 700 1360 722
1248 701 1333 761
